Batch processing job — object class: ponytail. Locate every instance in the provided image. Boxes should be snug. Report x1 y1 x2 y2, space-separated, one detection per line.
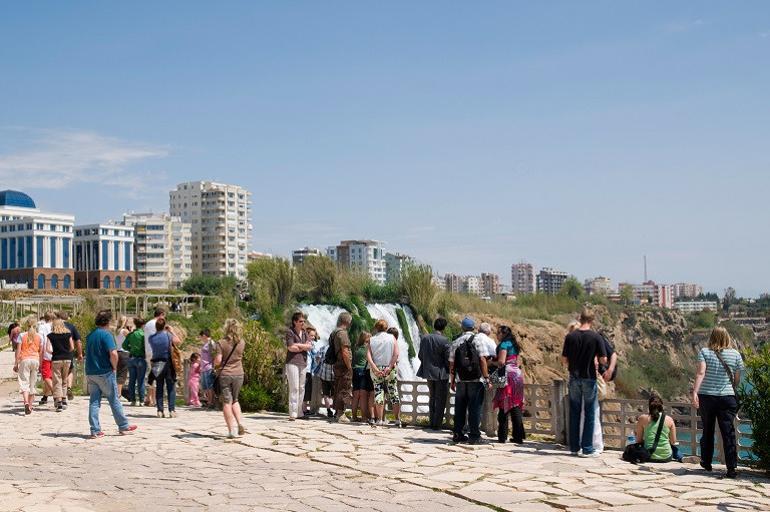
648 394 664 422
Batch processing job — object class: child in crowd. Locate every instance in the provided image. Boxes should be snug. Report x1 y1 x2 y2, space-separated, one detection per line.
187 353 202 407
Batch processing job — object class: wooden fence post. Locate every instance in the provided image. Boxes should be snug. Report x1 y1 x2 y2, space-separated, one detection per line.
552 379 567 445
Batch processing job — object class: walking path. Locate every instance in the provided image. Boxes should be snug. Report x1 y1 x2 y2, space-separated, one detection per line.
0 391 768 511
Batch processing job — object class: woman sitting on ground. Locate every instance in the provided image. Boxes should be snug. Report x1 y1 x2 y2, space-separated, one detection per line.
634 394 677 462
367 320 401 427
492 325 526 444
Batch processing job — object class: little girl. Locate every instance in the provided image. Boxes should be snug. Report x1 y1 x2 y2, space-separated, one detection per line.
187 353 201 407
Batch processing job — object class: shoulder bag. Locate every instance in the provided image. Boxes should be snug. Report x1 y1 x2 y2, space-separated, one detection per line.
213 341 239 396
714 350 741 414
622 412 666 464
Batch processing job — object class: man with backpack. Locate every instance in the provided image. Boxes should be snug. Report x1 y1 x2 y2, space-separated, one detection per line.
449 317 492 444
326 312 353 423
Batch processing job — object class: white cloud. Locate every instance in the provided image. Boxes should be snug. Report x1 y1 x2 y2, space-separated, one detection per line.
0 129 169 192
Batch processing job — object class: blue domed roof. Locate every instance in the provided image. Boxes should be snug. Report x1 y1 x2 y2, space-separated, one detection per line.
0 190 36 208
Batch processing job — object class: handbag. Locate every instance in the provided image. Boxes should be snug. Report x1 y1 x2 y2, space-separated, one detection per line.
213 340 240 396
622 412 666 464
489 366 507 389
714 350 741 414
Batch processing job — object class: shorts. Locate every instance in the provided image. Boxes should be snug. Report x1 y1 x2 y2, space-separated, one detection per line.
200 369 215 391
303 373 313 402
352 367 374 391
219 374 244 404
40 360 53 380
321 379 334 397
116 351 130 384
371 366 401 405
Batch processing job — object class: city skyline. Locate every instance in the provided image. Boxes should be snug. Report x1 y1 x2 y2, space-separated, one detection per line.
2 3 769 296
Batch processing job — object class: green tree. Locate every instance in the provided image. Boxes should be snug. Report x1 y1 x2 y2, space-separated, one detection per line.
182 275 236 296
247 258 295 311
738 344 770 473
295 256 338 303
400 263 436 322
559 276 585 301
620 284 634 306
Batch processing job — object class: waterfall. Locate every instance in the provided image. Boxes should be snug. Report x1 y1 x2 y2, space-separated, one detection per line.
298 304 347 352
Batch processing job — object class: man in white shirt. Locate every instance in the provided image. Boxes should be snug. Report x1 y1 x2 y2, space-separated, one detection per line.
476 323 498 360
37 311 54 406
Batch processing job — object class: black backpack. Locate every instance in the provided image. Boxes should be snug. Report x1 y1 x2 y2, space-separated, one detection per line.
324 330 339 365
454 335 481 381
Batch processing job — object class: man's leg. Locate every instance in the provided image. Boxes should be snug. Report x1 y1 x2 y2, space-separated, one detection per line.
105 372 130 430
88 376 103 435
497 408 509 442
435 380 449 429
567 378 582 454
581 379 597 454
453 382 469 438
467 382 484 440
137 359 147 404
127 358 137 403
427 380 437 428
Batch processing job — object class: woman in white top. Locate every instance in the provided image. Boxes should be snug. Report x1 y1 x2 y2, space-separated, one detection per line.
367 320 401 427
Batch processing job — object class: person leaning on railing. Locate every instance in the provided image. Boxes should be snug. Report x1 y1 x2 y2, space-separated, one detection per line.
692 326 744 479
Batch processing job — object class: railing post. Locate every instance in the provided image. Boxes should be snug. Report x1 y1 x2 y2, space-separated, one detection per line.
552 379 567 445
482 388 496 438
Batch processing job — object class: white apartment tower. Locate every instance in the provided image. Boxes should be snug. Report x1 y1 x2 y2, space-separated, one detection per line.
122 213 192 289
326 240 386 284
169 181 252 279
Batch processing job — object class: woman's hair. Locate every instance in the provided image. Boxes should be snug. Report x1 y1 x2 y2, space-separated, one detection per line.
357 331 371 346
223 318 243 342
498 325 520 354
648 393 664 422
374 319 388 333
387 327 399 339
51 318 70 335
708 326 732 352
306 327 317 340
190 352 200 362
291 311 305 325
22 316 37 341
134 317 145 329
117 315 129 331
7 322 18 337
567 320 580 333
155 317 167 332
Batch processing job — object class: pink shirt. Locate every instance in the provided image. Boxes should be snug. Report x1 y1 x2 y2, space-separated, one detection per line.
188 362 201 382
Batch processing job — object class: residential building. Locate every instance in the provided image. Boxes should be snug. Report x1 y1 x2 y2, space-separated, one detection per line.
536 267 569 295
444 273 462 293
247 251 273 261
74 224 135 289
585 276 613 295
326 240 386 284
122 213 192 290
674 301 719 313
432 275 446 291
292 247 322 265
385 252 412 283
480 273 501 296
673 283 704 299
511 262 535 294
0 190 75 290
619 281 675 309
169 181 252 279
463 275 482 295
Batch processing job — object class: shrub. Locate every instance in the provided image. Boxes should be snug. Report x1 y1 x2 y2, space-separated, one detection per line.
738 344 770 473
239 382 276 412
400 263 436 322
395 307 416 359
183 275 237 296
686 310 717 330
240 320 286 412
296 256 338 303
247 258 295 312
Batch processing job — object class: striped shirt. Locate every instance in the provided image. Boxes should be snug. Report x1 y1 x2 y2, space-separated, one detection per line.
697 347 744 396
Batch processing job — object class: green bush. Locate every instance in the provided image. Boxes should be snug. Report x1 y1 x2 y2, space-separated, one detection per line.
295 256 338 303
240 320 286 412
738 345 770 473
686 310 717 330
400 263 436 322
182 275 237 296
239 382 276 412
615 347 691 400
395 307 416 359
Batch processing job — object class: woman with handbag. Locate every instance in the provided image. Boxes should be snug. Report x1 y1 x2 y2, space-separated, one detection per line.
148 318 181 418
492 325 526 444
214 318 246 439
632 394 677 462
692 326 744 479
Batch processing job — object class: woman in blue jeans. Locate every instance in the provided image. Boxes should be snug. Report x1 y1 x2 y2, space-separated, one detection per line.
148 318 181 418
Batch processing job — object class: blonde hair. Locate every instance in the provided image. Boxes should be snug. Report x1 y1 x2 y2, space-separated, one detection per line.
21 316 38 348
579 308 595 325
708 326 732 352
51 318 70 335
373 319 388 333
357 331 371 347
117 315 129 332
567 320 580 333
223 318 243 343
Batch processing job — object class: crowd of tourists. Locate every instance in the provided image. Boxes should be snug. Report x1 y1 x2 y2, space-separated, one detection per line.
9 305 745 477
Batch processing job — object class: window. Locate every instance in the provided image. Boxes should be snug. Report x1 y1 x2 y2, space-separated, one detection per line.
51 274 58 289
37 274 45 289
125 277 132 289
103 276 110 289
101 240 109 270
0 239 6 269
115 276 121 289
36 236 44 267
25 237 32 267
50 237 57 268
113 241 119 270
124 242 131 270
9 238 16 268
17 237 23 268
49 224 56 231
63 239 70 268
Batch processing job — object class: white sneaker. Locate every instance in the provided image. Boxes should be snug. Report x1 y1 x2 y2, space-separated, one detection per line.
579 451 601 458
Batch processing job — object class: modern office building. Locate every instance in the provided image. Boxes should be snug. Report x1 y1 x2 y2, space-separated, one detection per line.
169 181 252 279
73 224 135 289
292 247 322 266
480 273 501 296
536 267 569 295
326 240 386 284
585 276 613 295
511 262 535 294
0 190 75 290
385 252 412 283
122 213 192 289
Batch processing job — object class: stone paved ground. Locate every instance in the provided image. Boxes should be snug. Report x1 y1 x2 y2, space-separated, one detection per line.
1 388 768 512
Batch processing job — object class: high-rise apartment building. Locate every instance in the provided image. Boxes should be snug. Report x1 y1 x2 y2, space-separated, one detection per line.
122 213 192 290
584 276 613 295
536 267 569 295
0 190 75 290
619 281 674 309
480 273 501 296
673 283 703 299
463 275 482 295
169 181 252 279
432 275 446 291
326 240 386 284
292 247 322 265
444 273 462 293
511 262 535 294
74 224 135 289
384 252 412 283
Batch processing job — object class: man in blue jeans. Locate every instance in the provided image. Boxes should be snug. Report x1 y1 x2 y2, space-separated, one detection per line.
449 317 492 444
85 309 137 438
562 308 607 457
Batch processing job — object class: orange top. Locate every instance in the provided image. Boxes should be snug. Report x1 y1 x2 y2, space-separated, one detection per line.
18 333 41 360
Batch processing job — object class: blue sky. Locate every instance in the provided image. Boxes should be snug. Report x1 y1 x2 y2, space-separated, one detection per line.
1 2 769 296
